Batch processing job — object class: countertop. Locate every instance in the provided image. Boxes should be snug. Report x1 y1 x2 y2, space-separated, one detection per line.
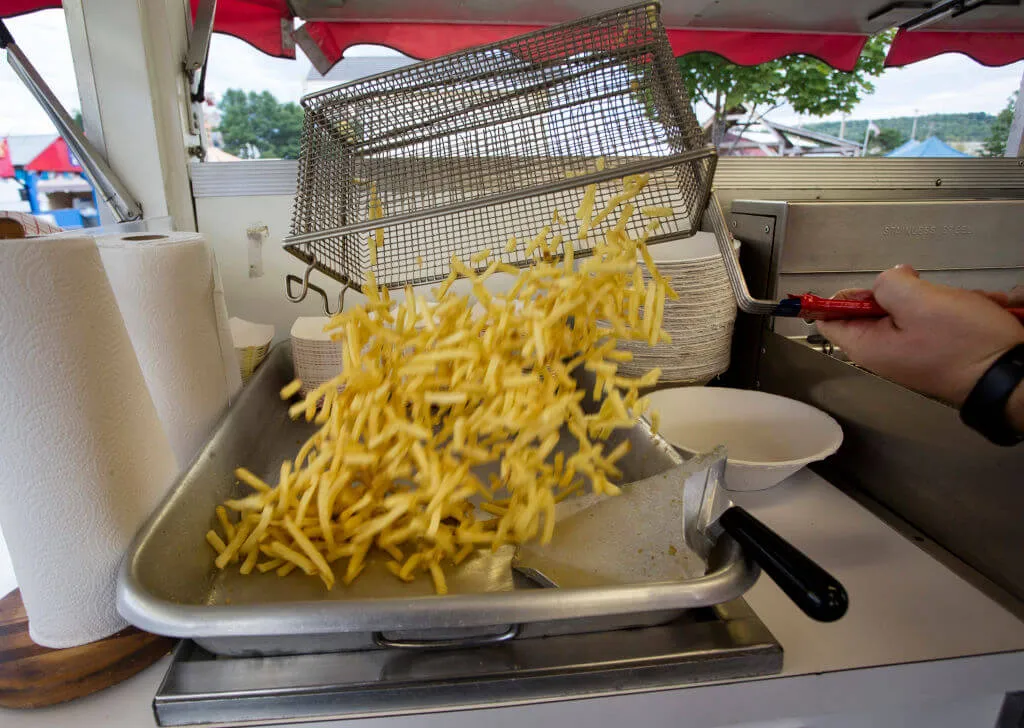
2 468 1023 727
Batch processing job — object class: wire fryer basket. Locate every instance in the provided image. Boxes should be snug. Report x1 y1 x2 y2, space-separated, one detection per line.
284 2 716 291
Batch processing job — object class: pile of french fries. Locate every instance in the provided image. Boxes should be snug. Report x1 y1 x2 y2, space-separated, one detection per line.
206 173 675 594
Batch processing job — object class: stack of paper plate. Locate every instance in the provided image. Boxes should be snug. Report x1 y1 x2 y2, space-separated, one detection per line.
617 232 737 386
290 317 344 394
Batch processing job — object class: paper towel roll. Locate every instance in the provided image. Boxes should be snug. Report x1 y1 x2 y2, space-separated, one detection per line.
0 236 178 647
98 232 240 470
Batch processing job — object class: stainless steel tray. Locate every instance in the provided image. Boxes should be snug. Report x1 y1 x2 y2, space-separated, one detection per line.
154 601 781 726
118 343 755 655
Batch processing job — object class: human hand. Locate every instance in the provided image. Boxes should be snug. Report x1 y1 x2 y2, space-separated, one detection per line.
816 266 1024 408
980 284 1024 308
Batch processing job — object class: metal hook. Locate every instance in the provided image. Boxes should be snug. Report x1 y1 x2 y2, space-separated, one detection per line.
285 262 345 316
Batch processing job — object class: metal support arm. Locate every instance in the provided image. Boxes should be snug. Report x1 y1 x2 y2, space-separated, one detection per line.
1 19 143 223
185 0 216 98
184 0 217 147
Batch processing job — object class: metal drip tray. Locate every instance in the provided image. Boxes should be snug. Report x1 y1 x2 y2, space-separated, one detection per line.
153 598 781 726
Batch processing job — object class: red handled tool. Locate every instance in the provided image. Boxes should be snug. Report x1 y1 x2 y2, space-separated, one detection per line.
774 293 1024 322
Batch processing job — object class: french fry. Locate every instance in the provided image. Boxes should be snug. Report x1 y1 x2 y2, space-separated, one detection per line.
215 506 235 541
284 516 335 588
257 558 284 573
279 379 303 399
452 544 474 565
239 547 260 575
235 467 271 493
206 530 227 553
206 172 670 594
386 560 410 581
215 521 252 569
268 541 317 576
428 562 448 596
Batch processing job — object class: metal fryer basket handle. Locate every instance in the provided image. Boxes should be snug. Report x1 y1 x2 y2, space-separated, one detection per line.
706 191 779 316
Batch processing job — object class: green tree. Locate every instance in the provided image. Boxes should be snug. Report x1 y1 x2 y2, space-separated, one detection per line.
869 127 907 155
678 32 893 146
981 93 1016 157
217 89 304 160
806 113 998 144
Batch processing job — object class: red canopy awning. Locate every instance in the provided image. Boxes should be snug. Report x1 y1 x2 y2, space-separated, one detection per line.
0 0 294 57
0 0 59 17
24 137 81 173
296 22 867 74
885 28 1024 67
188 0 294 59
4 1 1024 70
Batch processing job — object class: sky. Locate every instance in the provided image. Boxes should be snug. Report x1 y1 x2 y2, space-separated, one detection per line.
1 8 1021 137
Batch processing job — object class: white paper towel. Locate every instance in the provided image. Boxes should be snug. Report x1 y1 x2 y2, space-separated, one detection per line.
0 235 178 647
98 232 240 470
211 250 244 397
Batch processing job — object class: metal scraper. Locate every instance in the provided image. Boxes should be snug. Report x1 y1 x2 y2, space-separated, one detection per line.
516 448 848 623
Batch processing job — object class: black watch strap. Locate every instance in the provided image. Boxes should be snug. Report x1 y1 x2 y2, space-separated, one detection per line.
960 343 1024 446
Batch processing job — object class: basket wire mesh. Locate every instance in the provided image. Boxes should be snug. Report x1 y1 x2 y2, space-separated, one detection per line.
285 2 717 291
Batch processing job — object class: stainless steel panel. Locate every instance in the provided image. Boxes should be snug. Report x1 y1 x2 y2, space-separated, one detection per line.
714 159 1024 192
189 160 299 197
187 158 1024 200
154 599 781 727
758 333 1024 605
776 200 1024 274
119 342 756 655
779 270 1024 298
722 200 787 389
728 198 1024 356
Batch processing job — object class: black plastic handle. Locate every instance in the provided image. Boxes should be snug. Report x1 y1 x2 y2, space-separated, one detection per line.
719 505 848 622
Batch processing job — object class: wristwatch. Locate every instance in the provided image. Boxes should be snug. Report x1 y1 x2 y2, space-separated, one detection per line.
960 343 1024 446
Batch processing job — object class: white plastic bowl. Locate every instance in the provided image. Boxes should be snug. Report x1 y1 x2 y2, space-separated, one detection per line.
648 387 844 491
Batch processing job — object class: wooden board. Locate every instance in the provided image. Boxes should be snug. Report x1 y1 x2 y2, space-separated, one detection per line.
0 589 175 709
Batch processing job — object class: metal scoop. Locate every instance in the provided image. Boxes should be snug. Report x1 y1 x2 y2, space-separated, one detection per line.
516 448 848 623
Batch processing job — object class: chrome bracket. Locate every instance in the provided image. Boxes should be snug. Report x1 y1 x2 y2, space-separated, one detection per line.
286 261 345 317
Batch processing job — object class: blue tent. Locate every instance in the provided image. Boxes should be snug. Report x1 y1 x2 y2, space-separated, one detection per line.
886 139 921 156
886 136 970 158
